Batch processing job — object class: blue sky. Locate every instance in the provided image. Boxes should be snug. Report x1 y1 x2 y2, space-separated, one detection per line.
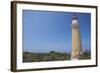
23 10 91 53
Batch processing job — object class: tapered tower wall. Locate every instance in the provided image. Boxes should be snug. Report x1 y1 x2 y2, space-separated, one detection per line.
71 15 82 59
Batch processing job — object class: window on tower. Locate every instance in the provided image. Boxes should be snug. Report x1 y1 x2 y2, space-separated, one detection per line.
74 26 77 29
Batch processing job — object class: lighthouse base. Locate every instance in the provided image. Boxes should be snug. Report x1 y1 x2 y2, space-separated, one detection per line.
71 58 79 60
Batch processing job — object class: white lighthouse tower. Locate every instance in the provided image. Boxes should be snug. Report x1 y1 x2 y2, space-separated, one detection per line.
71 14 83 60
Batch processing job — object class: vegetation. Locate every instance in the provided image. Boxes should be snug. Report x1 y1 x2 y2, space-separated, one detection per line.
23 51 70 62
23 51 91 62
79 51 91 60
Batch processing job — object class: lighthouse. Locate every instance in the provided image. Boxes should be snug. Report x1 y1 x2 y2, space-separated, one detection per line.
71 14 83 60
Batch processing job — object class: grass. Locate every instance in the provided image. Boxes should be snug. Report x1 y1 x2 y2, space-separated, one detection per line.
23 51 70 62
